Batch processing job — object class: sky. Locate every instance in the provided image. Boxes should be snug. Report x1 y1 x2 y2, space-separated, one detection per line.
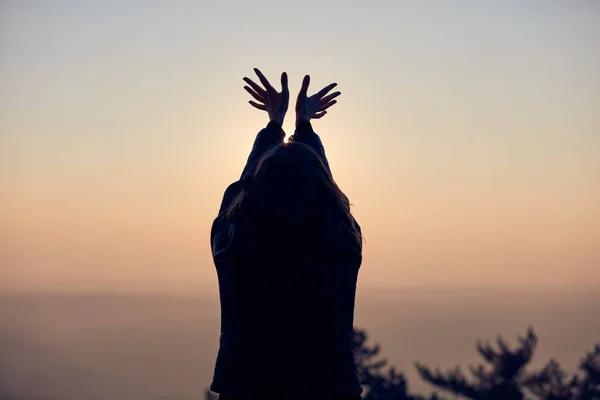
1 0 599 294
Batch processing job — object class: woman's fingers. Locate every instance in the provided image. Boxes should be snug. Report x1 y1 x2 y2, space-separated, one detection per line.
280 72 288 93
299 75 310 99
319 91 341 105
244 86 264 102
313 111 327 119
243 77 265 96
249 100 267 111
254 68 274 92
316 83 337 98
319 100 337 111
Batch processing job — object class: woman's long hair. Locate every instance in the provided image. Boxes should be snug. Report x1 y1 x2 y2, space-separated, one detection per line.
226 142 362 251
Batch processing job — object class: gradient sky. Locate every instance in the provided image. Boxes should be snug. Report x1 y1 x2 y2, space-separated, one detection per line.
1 1 599 293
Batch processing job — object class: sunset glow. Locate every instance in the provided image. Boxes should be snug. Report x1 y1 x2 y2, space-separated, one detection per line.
1 1 599 294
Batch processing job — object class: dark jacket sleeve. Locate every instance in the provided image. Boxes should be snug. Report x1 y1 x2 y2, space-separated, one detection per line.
240 120 286 179
289 120 331 175
210 181 239 257
213 120 284 231
211 121 284 256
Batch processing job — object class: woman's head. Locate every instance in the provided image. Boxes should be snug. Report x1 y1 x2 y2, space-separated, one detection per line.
227 142 361 246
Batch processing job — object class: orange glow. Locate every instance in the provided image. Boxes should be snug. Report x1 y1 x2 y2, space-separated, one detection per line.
1 2 599 294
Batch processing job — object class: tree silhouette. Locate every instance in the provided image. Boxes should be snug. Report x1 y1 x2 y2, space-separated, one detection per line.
204 328 598 400
413 328 599 400
523 358 578 399
414 328 537 400
577 345 600 399
354 328 443 400
522 345 600 400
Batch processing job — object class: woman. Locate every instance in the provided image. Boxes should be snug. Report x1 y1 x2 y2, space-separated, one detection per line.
210 68 363 400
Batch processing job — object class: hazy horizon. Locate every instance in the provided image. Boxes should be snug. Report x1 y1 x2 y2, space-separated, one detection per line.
1 288 598 399
2 281 599 298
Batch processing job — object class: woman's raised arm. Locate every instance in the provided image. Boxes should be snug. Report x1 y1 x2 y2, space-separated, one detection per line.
239 68 289 178
239 121 285 179
289 120 331 175
289 74 341 176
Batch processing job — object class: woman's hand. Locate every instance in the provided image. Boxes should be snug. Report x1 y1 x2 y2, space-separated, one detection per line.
295 75 341 127
243 68 289 127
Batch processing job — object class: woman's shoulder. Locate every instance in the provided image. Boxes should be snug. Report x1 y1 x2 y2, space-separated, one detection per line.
211 181 244 257
315 214 362 264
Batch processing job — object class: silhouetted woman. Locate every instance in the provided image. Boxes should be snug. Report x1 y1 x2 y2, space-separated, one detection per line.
210 69 363 400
